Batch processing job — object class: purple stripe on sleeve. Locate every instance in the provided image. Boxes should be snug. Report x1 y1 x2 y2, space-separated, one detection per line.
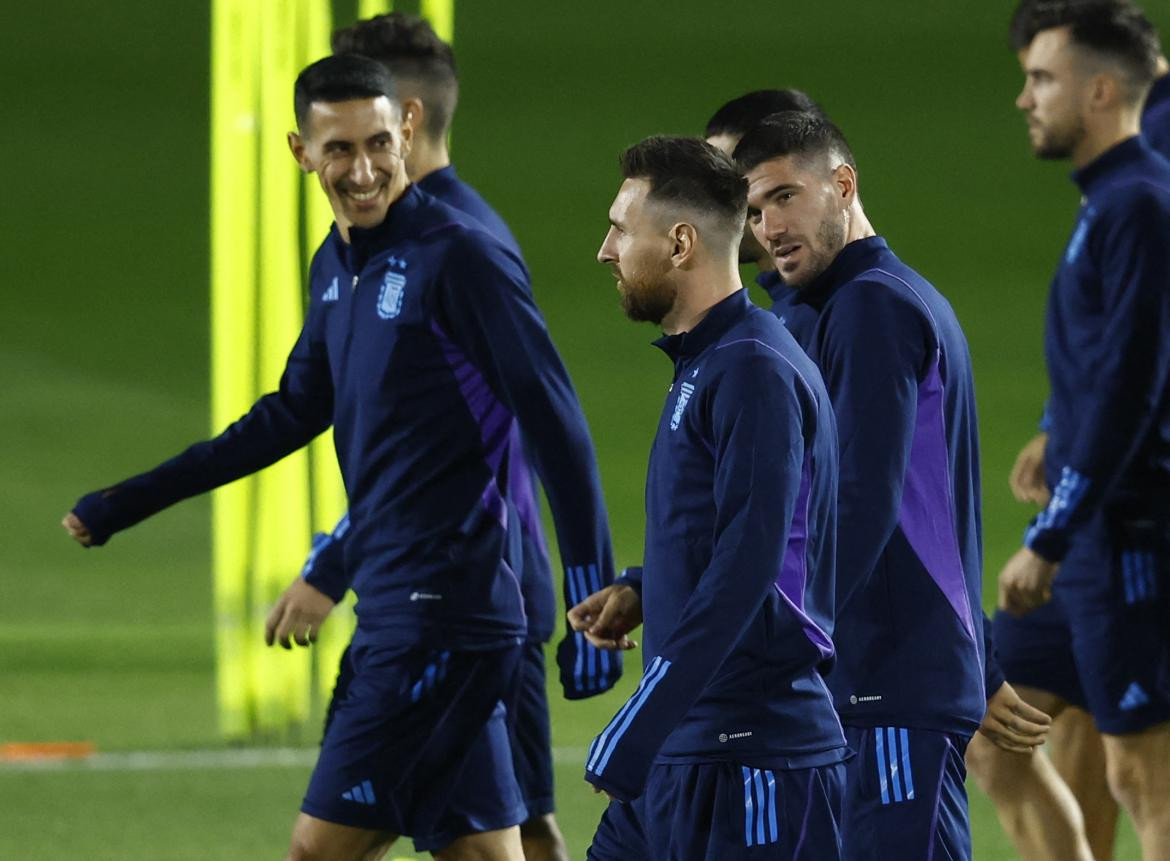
774 453 834 661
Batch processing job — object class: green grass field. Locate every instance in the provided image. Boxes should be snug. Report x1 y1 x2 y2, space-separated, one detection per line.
4 0 1167 856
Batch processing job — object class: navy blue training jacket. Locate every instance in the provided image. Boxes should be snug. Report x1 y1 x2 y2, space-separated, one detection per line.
1142 73 1170 155
300 165 559 644
788 237 986 735
1025 137 1170 561
584 289 847 802
756 269 820 348
72 185 621 696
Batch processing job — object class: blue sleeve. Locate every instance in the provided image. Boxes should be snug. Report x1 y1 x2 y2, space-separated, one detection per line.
614 565 643 597
983 611 1004 699
819 283 932 610
584 355 809 801
1026 192 1170 561
434 232 621 699
301 513 352 603
71 307 334 547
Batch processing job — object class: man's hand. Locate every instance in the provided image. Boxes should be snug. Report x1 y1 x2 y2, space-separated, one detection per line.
61 512 93 547
978 681 1052 753
264 576 336 649
998 547 1059 616
1009 432 1050 506
568 584 642 651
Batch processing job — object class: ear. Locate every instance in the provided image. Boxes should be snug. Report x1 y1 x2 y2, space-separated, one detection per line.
668 222 698 269
287 131 312 173
399 107 415 159
832 163 858 208
1087 72 1117 112
402 97 424 135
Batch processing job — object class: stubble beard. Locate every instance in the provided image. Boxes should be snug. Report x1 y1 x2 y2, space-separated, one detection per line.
619 272 677 325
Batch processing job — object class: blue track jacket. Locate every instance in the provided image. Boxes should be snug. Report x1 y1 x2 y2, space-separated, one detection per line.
300 165 559 645
584 289 847 802
72 185 621 696
788 237 986 735
1025 137 1170 561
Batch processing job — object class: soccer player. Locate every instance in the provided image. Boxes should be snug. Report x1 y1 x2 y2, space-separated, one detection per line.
1000 2 1170 857
61 54 619 861
572 136 847 859
733 112 986 860
263 15 587 861
703 90 824 344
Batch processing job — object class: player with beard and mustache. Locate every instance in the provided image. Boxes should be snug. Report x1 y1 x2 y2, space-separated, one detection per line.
999 3 1170 858
573 136 847 860
735 112 987 861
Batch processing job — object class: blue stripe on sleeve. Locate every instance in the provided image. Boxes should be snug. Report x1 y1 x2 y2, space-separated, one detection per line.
590 657 672 775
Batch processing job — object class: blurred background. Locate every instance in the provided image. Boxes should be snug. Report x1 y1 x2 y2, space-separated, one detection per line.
3 0 1167 857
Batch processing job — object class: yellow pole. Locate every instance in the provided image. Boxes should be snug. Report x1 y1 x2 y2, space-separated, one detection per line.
253 0 314 738
420 0 454 42
210 0 261 741
357 0 393 19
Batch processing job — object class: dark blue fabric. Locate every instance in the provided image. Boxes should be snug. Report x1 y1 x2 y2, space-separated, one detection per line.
1050 511 1170 734
841 725 971 861
72 186 620 693
299 164 558 643
1142 74 1170 155
1025 136 1170 562
303 643 525 845
756 269 820 349
788 236 986 736
508 640 556 819
584 289 846 802
588 760 845 861
992 602 1087 708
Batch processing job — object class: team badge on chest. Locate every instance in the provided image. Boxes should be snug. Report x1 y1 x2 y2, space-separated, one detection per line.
377 270 407 319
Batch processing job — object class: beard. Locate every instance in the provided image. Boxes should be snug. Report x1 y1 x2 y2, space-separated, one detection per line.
782 213 848 290
618 271 677 324
1031 115 1086 160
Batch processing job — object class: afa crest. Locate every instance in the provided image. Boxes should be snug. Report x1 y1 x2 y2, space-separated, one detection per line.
377 271 407 319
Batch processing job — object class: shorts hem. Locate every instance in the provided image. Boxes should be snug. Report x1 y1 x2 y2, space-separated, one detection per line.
299 800 397 834
522 795 555 820
411 804 528 853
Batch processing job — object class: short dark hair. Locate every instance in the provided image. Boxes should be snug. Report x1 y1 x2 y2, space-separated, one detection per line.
732 111 857 174
703 89 824 140
1048 2 1160 97
332 13 458 140
294 53 398 130
620 136 748 233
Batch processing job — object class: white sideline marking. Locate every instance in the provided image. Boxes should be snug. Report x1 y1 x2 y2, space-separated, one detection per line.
0 746 588 773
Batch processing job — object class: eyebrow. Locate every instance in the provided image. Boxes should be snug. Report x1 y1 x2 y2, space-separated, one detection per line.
608 216 626 230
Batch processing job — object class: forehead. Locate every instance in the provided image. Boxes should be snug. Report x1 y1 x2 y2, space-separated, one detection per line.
745 155 810 196
304 96 398 138
609 177 652 221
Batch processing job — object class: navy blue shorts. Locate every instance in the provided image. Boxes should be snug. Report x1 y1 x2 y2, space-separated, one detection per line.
509 640 555 820
992 597 1088 708
841 725 971 861
302 638 526 852
1054 513 1170 734
587 760 845 861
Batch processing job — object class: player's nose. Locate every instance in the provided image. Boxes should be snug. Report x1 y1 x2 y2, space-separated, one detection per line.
350 151 376 185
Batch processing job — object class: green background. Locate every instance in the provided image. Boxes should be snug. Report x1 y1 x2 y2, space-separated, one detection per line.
3 0 1166 857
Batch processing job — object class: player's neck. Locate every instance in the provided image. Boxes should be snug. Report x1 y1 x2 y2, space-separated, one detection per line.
407 141 452 183
661 261 743 336
1073 115 1143 169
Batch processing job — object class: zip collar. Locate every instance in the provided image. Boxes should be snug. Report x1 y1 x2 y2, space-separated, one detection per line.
652 288 751 362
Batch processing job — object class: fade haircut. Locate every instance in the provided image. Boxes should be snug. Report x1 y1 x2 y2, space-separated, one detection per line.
733 111 857 175
1028 0 1162 99
620 136 748 244
704 89 824 140
294 53 398 131
332 13 458 141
